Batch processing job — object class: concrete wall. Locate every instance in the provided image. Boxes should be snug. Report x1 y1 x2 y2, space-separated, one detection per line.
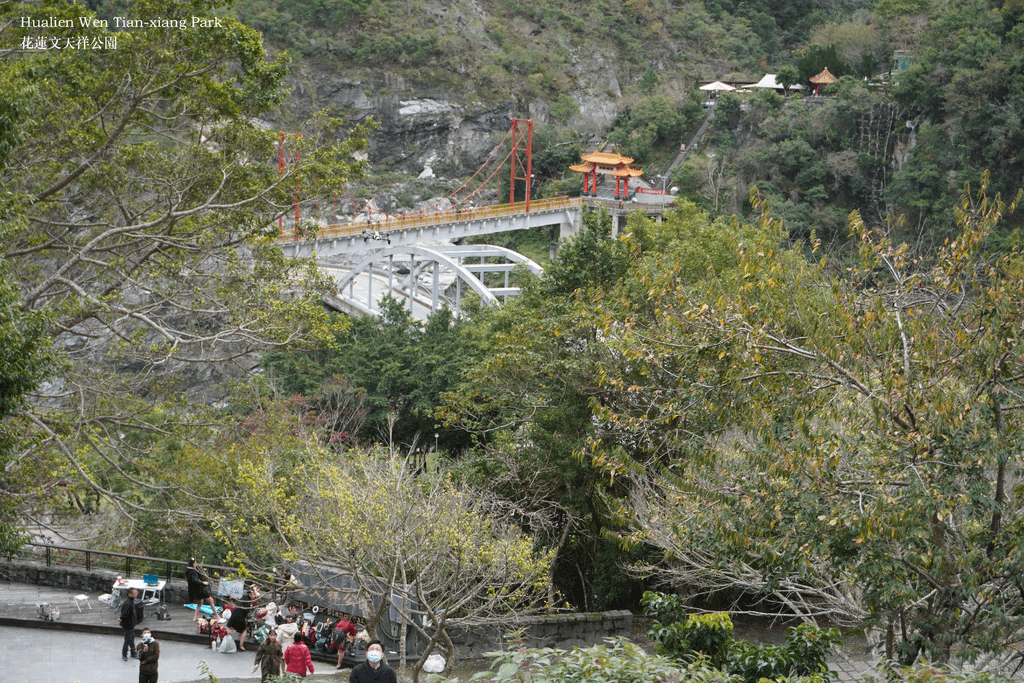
1 559 633 658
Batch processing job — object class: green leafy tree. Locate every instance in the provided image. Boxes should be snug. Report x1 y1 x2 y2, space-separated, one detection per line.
709 92 742 147
0 77 55 550
775 65 801 91
223 449 553 683
638 68 661 92
542 209 630 296
439 209 649 611
808 21 887 79
593 182 1024 666
794 43 851 84
874 0 932 53
608 96 687 163
890 0 1024 235
263 299 470 450
0 0 367 541
530 126 582 184
0 245 53 552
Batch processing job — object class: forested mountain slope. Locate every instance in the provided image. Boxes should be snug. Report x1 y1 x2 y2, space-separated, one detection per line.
83 0 1023 240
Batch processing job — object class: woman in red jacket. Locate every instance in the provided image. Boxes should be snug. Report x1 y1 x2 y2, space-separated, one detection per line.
333 619 358 669
283 635 315 678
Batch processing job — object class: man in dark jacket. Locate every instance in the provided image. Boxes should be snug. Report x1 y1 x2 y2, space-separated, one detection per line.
120 588 138 660
138 628 160 683
349 639 397 683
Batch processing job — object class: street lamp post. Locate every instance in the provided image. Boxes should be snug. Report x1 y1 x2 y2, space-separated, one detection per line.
434 432 439 455
657 174 667 219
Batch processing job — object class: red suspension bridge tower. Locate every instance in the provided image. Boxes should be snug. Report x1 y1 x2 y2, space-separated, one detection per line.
509 118 533 212
277 132 303 240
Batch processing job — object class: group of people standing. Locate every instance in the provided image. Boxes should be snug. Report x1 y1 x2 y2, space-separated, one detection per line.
250 629 395 683
183 557 394 682
249 607 362 680
116 561 400 683
186 557 258 651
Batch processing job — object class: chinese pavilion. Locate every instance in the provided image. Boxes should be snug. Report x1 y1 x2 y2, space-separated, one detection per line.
809 66 837 96
570 151 645 199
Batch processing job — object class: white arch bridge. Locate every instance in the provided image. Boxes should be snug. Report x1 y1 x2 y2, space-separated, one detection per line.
321 244 543 320
288 196 669 321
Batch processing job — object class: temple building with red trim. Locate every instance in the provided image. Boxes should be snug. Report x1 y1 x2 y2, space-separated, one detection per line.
570 151 645 199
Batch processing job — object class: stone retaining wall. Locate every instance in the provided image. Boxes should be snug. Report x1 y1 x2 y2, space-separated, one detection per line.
1 559 633 658
0 559 192 604
449 610 634 658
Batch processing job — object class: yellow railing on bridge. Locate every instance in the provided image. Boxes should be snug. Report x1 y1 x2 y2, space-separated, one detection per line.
278 196 583 244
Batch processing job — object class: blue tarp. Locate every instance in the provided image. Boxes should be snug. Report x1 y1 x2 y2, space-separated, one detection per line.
184 603 221 615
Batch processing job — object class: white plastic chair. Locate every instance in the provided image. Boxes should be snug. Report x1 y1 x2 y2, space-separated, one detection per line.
73 594 92 611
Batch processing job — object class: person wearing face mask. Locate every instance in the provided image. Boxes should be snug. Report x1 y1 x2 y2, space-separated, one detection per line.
349 639 397 683
137 628 160 683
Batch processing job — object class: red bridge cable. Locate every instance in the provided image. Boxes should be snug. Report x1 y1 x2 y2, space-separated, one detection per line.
360 130 517 221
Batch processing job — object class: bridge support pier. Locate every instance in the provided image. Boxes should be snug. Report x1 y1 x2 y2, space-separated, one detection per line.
557 211 583 242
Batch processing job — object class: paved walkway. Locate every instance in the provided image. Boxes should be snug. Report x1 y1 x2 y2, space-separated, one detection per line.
0 579 891 683
0 581 346 683
0 625 276 683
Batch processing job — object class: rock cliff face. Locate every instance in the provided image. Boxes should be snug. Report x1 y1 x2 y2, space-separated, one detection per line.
370 95 517 176
273 48 624 177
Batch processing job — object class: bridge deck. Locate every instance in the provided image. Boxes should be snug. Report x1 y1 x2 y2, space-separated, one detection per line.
276 194 668 248
292 196 581 243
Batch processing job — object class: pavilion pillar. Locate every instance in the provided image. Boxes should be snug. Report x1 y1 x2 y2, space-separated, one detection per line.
623 177 630 198
591 168 597 195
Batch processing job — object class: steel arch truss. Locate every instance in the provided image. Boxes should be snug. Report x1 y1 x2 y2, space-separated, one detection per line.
330 244 543 319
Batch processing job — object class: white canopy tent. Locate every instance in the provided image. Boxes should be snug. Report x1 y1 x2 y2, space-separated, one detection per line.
746 74 785 90
699 81 737 91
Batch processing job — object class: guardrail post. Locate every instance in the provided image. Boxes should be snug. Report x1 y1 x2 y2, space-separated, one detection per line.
45 546 51 566
126 556 132 577
166 561 173 580
86 551 91 571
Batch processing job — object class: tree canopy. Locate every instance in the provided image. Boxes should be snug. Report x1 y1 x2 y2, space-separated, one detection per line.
582 184 1024 666
213 433 553 682
0 0 368 546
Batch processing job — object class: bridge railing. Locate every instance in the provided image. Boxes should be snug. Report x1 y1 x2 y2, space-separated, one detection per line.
279 196 582 245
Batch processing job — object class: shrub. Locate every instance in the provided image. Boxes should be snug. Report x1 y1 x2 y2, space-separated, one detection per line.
785 625 842 678
642 591 841 682
728 641 792 683
872 665 1015 683
438 634 737 683
642 591 734 667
